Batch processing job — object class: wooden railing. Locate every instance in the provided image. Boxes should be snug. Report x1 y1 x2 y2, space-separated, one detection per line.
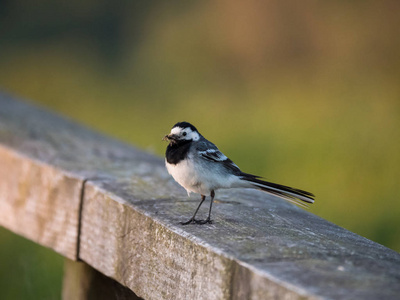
0 92 399 300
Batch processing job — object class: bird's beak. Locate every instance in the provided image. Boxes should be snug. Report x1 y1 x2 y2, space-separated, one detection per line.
162 134 178 142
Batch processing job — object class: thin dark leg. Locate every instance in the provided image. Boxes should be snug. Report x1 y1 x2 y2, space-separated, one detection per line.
196 190 215 225
207 190 215 220
181 195 206 225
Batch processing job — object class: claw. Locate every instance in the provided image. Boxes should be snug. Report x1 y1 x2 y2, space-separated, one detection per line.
180 218 195 225
195 218 213 225
180 218 213 225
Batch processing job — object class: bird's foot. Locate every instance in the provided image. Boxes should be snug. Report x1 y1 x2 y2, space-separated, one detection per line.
180 217 213 225
180 218 195 225
195 218 213 225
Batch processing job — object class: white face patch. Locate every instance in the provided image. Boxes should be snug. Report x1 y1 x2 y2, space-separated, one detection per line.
170 127 182 135
170 126 200 141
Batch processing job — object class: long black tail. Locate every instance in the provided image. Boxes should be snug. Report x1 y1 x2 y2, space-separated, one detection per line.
240 172 315 207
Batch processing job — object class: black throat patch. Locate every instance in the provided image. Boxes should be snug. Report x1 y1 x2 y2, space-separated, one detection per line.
166 140 192 165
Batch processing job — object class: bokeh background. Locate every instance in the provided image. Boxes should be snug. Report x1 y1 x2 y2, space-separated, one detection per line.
1 0 399 298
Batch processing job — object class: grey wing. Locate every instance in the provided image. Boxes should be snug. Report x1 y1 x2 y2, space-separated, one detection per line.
195 140 241 175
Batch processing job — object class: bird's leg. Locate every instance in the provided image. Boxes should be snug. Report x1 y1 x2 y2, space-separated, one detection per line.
181 195 206 225
195 190 215 225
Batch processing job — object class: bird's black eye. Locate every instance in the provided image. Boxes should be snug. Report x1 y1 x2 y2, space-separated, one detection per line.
182 132 187 136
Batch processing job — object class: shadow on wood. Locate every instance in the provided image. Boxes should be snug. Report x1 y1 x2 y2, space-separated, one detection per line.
63 259 142 300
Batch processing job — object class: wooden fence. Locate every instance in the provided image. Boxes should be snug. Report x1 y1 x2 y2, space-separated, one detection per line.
0 92 399 299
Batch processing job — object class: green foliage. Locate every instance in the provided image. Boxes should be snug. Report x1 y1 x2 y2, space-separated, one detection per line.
0 228 63 299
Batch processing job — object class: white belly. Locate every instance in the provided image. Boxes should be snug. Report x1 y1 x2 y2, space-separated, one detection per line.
166 158 210 195
165 157 243 196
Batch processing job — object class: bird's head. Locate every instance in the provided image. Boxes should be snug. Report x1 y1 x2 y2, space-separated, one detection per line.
163 122 200 144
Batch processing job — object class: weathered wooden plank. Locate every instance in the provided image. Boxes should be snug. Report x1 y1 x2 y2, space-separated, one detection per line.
1 93 400 299
79 176 400 300
0 145 82 259
0 94 89 259
0 93 156 259
80 182 312 300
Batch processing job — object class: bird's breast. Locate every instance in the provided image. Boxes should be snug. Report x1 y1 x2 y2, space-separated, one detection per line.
165 158 206 194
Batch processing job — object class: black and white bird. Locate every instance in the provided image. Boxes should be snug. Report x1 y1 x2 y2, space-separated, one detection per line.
163 122 314 225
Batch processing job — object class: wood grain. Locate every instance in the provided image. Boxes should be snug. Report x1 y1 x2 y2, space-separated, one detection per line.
0 145 82 259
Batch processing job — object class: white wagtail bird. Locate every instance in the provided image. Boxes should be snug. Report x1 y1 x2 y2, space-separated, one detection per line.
163 122 315 225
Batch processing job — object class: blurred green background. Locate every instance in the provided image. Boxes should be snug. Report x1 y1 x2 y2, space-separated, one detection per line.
0 0 399 298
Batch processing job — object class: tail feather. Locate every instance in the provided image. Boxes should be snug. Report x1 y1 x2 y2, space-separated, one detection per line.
240 172 315 207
